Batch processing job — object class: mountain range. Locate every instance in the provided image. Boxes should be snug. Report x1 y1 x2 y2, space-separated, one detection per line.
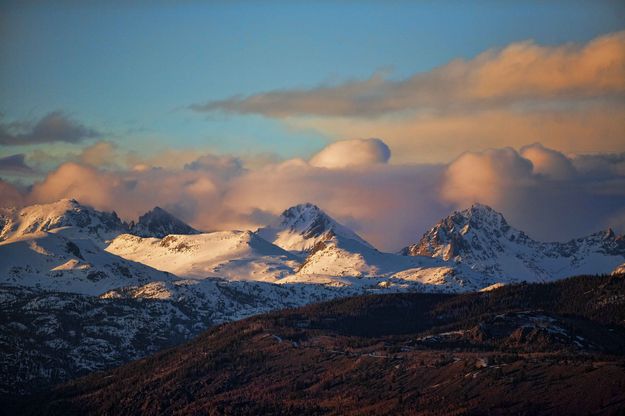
1 198 624 397
12 275 625 416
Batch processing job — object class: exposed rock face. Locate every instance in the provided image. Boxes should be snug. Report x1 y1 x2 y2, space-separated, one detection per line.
129 206 199 238
257 203 373 253
401 203 625 282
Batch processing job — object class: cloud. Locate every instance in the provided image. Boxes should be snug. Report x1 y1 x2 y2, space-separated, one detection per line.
571 152 625 179
29 163 121 209
0 112 100 146
441 147 535 208
191 31 625 164
290 106 625 163
192 31 625 118
519 143 576 180
0 154 36 174
0 179 25 208
3 139 625 251
222 159 448 248
441 145 625 240
77 141 120 168
309 138 391 169
183 154 244 179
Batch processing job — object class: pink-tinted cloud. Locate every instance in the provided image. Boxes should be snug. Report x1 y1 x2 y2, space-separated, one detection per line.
0 179 25 208
520 143 576 180
309 138 390 168
2 139 625 250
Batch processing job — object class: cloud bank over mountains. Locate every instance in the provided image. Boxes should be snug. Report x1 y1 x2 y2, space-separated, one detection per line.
1 138 624 251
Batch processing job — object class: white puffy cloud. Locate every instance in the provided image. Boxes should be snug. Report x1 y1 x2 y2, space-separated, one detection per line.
520 143 576 180
441 144 625 240
441 147 534 208
309 138 391 169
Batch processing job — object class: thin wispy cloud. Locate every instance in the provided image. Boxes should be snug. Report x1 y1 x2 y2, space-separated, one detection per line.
192 31 625 118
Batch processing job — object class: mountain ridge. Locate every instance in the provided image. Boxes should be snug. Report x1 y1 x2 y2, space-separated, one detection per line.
14 275 625 416
0 199 199 243
401 203 625 282
2 198 625 397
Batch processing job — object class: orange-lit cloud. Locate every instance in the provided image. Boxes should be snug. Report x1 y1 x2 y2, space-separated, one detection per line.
0 179 24 208
519 143 576 180
291 106 625 163
193 31 625 163
441 147 534 208
309 138 390 169
3 139 625 250
194 31 625 117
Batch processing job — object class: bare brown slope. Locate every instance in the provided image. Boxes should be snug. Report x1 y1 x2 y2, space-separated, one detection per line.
14 275 625 416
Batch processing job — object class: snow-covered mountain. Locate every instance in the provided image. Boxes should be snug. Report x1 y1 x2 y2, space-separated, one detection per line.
129 206 199 238
256 203 483 289
401 203 625 282
290 230 486 288
0 230 174 295
0 199 127 245
257 203 374 253
0 199 198 244
107 231 299 281
3 198 624 396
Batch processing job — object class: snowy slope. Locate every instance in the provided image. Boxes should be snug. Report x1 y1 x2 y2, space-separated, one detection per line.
129 206 199 238
106 231 300 281
257 203 373 253
401 203 625 283
0 230 173 295
291 232 491 291
0 199 127 245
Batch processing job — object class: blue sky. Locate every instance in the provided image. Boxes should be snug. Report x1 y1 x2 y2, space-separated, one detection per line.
2 1 624 160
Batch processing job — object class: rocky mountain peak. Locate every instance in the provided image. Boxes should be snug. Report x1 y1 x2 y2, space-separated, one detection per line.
258 203 372 253
129 207 198 238
278 203 334 238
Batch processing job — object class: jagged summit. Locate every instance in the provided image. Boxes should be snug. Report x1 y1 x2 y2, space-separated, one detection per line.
129 206 198 238
400 204 520 259
257 202 373 253
401 203 625 282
